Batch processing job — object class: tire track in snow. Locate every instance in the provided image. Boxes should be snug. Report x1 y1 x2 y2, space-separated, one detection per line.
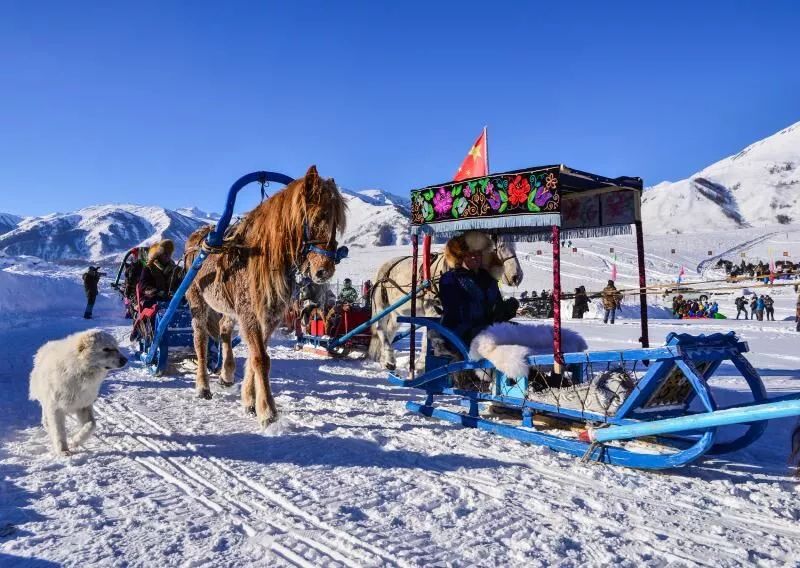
378 431 750 567
94 401 367 567
95 399 413 568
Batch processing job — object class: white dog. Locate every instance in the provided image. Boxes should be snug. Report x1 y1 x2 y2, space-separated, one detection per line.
29 329 127 456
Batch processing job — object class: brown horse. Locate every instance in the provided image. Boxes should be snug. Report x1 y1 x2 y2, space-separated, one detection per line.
185 166 347 426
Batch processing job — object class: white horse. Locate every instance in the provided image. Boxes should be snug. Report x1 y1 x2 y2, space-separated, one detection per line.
368 232 523 370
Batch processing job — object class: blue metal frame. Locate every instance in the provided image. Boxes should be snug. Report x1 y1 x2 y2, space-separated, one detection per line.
141 171 294 372
387 320 800 470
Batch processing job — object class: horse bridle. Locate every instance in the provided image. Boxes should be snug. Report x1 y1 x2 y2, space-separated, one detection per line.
301 221 349 265
491 234 518 264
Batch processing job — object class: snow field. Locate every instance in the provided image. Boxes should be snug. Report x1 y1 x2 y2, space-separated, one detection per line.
2 225 800 566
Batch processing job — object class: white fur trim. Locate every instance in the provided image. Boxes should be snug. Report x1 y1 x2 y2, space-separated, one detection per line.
469 322 588 377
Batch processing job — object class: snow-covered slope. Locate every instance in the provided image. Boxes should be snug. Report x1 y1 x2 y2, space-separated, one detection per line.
0 212 22 235
176 206 221 224
0 205 206 261
339 189 410 247
643 121 800 233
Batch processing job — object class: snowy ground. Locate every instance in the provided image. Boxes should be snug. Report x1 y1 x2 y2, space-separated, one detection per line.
2 229 800 567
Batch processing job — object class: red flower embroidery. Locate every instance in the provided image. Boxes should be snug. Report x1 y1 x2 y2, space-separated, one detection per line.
507 175 530 206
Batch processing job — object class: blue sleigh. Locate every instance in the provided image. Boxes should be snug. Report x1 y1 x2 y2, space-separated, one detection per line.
388 165 800 470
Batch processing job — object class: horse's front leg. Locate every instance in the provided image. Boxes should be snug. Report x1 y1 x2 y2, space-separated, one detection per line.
192 314 212 400
240 319 278 427
242 358 256 416
219 315 236 388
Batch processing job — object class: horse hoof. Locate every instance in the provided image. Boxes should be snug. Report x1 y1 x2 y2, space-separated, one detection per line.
259 413 278 428
245 405 256 417
385 363 396 371
197 389 213 400
219 380 235 388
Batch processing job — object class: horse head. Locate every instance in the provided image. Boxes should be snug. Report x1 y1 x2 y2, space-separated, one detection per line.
298 165 348 284
490 234 523 287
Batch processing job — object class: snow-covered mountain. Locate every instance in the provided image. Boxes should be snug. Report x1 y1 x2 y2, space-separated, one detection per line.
176 206 221 223
0 213 22 235
0 188 411 262
642 121 800 233
0 205 206 261
339 189 410 247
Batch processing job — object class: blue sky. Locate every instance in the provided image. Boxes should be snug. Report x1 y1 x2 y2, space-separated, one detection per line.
1 1 798 216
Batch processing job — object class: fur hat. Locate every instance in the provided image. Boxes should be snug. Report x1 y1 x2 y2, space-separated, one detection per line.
444 231 493 268
148 239 175 262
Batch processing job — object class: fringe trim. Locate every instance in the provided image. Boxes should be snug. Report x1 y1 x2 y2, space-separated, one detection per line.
560 225 633 240
411 217 633 242
411 213 561 236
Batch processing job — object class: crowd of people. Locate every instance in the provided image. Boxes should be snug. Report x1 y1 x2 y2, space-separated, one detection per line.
671 295 720 319
517 290 555 318
719 258 800 281
734 294 775 321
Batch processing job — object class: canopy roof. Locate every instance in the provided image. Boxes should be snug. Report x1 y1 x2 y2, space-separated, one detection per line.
409 165 643 240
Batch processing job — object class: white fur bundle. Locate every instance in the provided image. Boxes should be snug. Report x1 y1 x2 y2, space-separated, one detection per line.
469 322 588 377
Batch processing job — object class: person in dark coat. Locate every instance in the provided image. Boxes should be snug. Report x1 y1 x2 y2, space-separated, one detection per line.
138 239 178 307
764 295 775 321
572 286 589 319
440 247 518 345
82 266 103 319
735 295 749 320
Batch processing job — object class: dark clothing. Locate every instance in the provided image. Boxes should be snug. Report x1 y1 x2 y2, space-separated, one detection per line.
735 297 749 320
139 260 179 305
440 267 518 344
764 297 775 321
82 268 101 318
124 261 144 300
572 287 589 319
83 269 100 299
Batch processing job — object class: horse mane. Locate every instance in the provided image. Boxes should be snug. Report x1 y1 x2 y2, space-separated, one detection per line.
238 166 347 317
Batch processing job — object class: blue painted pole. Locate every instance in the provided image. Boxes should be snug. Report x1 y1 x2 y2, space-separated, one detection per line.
328 280 431 349
591 397 800 443
145 171 294 366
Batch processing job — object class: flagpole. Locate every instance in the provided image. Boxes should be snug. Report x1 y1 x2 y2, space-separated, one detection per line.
483 125 489 175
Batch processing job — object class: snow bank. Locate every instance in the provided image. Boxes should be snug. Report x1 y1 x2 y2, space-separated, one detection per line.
564 298 673 320
0 270 113 327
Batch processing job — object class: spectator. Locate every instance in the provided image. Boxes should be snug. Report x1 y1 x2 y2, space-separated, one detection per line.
572 286 589 319
601 280 622 324
755 295 765 321
764 295 775 321
735 295 749 320
82 266 103 319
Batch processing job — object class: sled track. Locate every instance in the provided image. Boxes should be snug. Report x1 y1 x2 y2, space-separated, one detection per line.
697 231 781 276
93 399 411 567
386 423 799 567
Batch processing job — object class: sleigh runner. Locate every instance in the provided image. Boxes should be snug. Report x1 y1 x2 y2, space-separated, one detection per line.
388 164 800 470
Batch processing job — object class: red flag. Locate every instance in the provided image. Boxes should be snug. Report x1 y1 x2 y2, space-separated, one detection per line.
453 127 488 181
